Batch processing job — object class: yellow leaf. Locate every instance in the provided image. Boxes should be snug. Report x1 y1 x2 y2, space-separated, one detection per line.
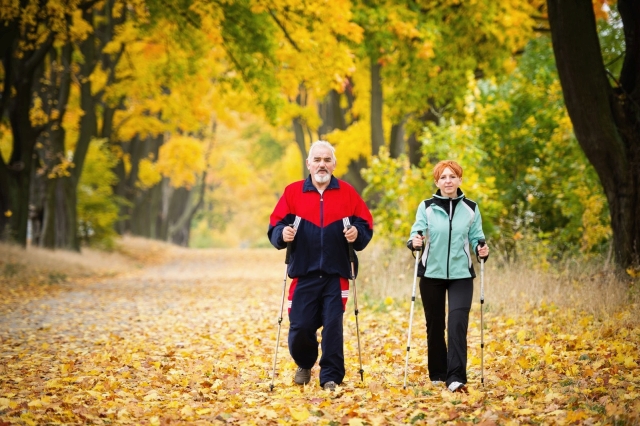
4 210 11 217
289 406 310 421
196 408 211 415
566 410 589 422
181 405 194 417
349 419 365 426
624 356 637 368
149 417 160 426
384 296 394 305
27 399 43 408
516 356 530 370
19 413 36 426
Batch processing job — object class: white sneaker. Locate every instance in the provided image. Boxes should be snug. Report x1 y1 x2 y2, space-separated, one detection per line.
448 381 466 392
431 380 445 386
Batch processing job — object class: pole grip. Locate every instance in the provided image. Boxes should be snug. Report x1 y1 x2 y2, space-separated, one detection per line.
416 230 424 254
347 225 355 262
285 224 294 264
477 238 488 261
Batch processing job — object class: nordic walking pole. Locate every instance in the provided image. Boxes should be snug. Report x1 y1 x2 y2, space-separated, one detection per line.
403 230 423 389
478 239 486 387
269 223 295 392
347 225 364 382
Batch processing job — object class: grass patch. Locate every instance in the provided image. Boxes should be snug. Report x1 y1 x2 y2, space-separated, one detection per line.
358 242 640 322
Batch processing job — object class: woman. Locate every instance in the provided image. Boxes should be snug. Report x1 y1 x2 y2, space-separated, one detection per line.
407 160 489 393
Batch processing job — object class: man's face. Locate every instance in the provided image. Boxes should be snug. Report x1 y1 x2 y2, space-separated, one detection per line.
306 146 336 184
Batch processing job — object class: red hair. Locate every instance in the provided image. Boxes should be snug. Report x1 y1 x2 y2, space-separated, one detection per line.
433 160 463 181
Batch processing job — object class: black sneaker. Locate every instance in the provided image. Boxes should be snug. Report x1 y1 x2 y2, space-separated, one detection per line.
323 381 337 391
294 367 311 385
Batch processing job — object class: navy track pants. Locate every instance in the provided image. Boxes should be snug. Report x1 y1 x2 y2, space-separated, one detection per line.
288 274 347 386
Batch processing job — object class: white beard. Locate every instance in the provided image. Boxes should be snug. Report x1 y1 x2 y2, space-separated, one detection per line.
314 173 331 184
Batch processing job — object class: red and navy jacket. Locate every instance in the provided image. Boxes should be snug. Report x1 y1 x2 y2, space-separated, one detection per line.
268 175 374 279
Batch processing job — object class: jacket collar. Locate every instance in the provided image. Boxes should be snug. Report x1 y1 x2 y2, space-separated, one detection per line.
433 187 464 200
303 175 340 192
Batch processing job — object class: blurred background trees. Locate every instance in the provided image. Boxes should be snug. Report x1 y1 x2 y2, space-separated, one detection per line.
0 0 637 273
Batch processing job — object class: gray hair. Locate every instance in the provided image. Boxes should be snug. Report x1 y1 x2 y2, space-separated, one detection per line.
307 140 337 162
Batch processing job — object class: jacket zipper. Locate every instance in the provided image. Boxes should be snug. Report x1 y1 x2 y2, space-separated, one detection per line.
446 199 453 279
320 192 324 270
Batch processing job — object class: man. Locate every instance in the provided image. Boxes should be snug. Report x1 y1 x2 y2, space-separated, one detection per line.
268 140 374 391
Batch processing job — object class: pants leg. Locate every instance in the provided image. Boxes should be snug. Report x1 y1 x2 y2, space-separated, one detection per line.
288 276 323 369
318 276 345 386
446 278 473 385
419 277 447 381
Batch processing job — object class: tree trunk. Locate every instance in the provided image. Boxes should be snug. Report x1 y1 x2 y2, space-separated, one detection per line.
389 118 406 158
292 87 310 178
0 36 51 245
547 0 640 269
318 89 347 136
406 132 422 167
37 43 77 249
341 156 368 194
292 117 308 178
370 59 384 156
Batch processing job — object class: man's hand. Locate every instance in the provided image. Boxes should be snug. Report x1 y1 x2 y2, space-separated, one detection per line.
282 225 296 243
344 226 358 243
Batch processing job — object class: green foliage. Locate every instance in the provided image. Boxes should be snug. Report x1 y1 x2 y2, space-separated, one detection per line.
363 36 611 265
598 7 626 80
77 140 123 249
362 148 426 246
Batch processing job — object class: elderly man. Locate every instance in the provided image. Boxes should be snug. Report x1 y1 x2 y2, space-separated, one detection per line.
268 140 374 391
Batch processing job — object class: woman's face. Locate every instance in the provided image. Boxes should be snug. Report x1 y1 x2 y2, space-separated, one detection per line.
435 166 462 198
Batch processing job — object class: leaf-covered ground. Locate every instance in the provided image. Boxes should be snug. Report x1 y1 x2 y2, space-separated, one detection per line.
1 248 639 425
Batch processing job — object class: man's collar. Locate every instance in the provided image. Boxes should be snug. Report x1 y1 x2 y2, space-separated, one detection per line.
303 175 340 192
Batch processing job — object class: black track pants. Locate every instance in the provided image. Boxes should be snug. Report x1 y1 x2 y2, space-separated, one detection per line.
419 277 473 385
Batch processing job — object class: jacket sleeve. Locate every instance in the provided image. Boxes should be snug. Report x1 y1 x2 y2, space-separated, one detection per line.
267 191 291 250
407 201 428 250
350 190 374 252
469 205 488 262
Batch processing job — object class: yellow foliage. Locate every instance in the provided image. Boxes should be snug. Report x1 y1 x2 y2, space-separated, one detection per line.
136 158 162 189
69 8 93 42
0 0 19 21
29 97 49 127
0 122 11 163
326 121 370 176
89 62 108 96
156 136 205 189
47 154 75 179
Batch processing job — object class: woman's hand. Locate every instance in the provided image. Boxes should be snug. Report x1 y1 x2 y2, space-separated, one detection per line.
478 243 489 258
412 234 425 249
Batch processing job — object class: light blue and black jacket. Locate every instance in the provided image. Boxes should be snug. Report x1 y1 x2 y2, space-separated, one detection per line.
407 188 486 279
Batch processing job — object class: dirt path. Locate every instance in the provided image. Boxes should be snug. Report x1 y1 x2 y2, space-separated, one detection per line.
1 249 283 342
1 247 638 424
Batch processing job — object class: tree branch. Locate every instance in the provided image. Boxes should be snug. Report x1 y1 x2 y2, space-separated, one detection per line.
267 8 301 52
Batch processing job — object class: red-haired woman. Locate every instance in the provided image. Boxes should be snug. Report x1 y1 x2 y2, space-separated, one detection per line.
407 160 489 392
